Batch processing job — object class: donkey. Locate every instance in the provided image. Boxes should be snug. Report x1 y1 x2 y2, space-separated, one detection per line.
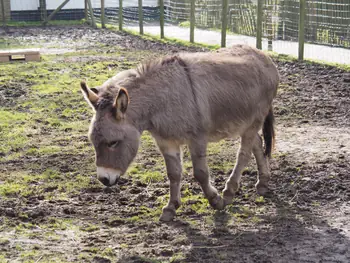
80 44 279 222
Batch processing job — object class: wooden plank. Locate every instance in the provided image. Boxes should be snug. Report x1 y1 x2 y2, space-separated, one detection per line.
299 0 306 60
190 0 195 43
0 49 40 56
101 0 106 28
256 0 263 49
0 56 9 62
25 54 41 62
221 0 228 47
0 49 41 63
160 0 164 38
119 0 123 30
43 0 70 25
138 0 143 35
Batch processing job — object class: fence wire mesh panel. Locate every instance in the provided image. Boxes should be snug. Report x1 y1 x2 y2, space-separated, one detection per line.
305 0 350 48
90 0 159 27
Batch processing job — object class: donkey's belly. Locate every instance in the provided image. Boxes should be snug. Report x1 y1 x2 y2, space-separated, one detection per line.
208 122 245 142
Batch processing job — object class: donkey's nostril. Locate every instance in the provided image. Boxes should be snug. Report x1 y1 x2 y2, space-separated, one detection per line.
99 177 111 186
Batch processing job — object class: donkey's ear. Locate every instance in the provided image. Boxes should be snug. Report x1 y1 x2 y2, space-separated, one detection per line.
80 81 99 109
113 87 129 120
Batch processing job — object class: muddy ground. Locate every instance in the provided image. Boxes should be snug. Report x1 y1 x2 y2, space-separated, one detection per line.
0 25 349 263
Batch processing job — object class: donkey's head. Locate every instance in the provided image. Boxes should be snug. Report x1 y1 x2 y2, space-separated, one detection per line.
80 81 140 186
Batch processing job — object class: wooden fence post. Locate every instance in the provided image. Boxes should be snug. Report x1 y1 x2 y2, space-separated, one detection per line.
1 0 6 27
190 0 195 43
85 0 88 21
256 0 263 49
86 0 97 28
221 0 228 47
138 0 143 34
101 0 106 28
267 0 273 51
160 0 164 38
119 0 123 30
298 0 306 60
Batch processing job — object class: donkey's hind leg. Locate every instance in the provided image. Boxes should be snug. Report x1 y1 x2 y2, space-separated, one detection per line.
223 131 256 205
252 134 271 196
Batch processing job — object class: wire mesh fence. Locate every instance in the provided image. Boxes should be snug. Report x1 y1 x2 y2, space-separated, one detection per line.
90 0 159 26
1 0 349 63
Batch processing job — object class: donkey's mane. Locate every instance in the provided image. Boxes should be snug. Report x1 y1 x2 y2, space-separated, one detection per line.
97 55 189 110
136 55 187 78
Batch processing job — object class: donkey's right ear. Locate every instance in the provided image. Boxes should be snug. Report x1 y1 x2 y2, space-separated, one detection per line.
80 81 99 109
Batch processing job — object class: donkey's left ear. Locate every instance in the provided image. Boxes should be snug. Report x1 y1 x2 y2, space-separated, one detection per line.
80 81 99 110
113 87 129 120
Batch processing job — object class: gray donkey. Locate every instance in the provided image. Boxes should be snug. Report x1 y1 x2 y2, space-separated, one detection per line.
80 44 279 221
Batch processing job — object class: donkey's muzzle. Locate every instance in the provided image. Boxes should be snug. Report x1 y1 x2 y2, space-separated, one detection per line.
97 167 121 187
99 177 112 187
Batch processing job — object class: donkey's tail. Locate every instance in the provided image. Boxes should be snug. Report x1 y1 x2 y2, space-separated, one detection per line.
262 108 275 158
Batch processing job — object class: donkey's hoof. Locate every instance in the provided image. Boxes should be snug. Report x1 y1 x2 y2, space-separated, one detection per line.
255 182 270 197
223 191 233 206
222 187 236 206
209 195 225 210
159 208 176 222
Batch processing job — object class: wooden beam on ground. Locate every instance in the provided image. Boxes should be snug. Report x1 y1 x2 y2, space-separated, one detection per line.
43 0 70 25
0 49 41 63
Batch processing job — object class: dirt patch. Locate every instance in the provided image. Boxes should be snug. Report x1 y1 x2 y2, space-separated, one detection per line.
0 25 349 263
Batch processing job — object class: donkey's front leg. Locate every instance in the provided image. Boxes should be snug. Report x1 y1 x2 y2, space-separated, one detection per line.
157 140 182 222
189 139 224 210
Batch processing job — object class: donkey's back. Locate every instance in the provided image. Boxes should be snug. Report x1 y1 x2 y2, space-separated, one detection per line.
176 45 279 141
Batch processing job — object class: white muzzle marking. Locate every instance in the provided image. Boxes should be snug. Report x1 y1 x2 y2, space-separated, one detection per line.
97 167 121 186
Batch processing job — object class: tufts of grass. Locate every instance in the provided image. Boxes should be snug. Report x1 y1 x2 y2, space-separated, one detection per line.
0 182 32 197
132 171 164 185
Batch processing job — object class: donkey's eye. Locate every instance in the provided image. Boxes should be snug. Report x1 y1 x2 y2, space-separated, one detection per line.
108 141 120 148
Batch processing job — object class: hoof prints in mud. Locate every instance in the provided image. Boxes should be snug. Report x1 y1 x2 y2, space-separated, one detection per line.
275 60 350 126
